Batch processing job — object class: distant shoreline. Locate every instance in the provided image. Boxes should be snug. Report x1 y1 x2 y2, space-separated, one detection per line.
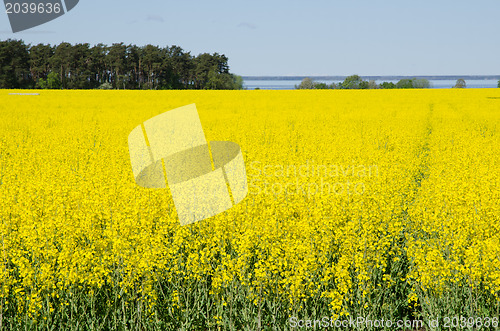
242 75 500 81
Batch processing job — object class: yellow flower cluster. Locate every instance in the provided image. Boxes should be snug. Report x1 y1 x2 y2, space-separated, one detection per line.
406 95 500 307
0 88 498 323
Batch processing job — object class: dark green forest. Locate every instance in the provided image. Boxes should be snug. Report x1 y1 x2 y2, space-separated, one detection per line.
0 39 243 90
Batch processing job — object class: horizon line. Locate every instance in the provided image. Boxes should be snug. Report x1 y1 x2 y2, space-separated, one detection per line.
241 75 500 80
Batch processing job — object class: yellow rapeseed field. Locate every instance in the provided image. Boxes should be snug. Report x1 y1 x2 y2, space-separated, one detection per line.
0 89 499 329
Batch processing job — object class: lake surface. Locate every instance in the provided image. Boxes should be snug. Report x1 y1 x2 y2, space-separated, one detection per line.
243 79 499 90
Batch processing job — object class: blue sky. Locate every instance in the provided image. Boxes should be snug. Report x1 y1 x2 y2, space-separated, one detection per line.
1 0 499 76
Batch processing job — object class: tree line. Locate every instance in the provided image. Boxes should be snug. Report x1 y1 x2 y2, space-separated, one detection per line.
296 75 431 89
297 75 500 90
0 39 243 90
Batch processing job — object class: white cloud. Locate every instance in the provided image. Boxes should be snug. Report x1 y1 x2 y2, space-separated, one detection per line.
146 15 164 23
237 22 257 29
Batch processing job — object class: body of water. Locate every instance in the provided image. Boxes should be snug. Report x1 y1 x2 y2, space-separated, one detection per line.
243 79 499 90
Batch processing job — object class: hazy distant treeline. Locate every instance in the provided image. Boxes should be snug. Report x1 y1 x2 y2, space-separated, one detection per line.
0 39 243 90
296 75 500 89
296 75 431 90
